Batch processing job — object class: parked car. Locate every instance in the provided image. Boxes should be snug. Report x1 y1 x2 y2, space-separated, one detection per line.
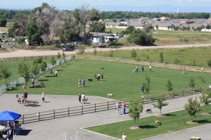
62 45 75 51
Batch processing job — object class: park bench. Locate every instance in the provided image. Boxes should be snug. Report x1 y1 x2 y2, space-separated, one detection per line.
24 100 39 106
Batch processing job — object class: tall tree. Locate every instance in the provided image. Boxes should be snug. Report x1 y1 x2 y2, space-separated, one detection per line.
129 99 143 125
18 62 31 85
184 98 200 122
72 5 97 44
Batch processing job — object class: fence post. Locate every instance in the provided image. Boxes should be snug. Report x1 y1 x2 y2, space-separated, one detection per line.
22 114 24 124
173 92 174 98
68 107 70 117
95 104 96 112
38 112 40 121
182 90 184 96
53 110 55 119
81 106 83 114
107 102 109 110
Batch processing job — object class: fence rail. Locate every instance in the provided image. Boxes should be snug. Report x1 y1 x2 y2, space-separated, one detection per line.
19 85 208 124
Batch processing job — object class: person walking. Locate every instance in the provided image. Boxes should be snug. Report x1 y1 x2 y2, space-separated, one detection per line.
78 79 81 87
42 92 45 103
81 78 85 87
149 64 152 71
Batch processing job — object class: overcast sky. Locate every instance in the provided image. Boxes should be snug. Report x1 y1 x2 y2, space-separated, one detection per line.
0 0 211 12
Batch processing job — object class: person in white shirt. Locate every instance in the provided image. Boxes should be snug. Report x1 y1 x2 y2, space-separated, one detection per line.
122 132 127 140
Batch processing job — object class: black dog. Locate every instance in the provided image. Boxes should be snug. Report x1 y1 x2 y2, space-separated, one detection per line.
146 109 152 113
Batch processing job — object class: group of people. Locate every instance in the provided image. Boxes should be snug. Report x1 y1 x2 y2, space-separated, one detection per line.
0 120 21 140
134 64 152 72
115 101 127 114
31 78 44 88
16 91 28 105
78 93 88 104
78 78 85 87
95 73 104 81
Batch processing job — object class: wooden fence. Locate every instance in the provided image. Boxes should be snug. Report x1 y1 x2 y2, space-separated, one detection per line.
19 85 208 124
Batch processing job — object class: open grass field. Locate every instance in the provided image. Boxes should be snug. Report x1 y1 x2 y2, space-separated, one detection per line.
5 59 211 100
91 46 211 68
86 105 211 140
105 28 211 46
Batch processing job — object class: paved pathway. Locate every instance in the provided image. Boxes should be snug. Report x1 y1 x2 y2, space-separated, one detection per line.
1 93 210 140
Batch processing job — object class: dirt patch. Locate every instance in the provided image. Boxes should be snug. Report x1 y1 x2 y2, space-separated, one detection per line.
186 121 199 124
130 126 141 130
200 112 211 116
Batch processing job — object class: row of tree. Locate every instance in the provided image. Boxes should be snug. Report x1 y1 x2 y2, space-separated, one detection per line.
0 9 210 23
0 52 67 87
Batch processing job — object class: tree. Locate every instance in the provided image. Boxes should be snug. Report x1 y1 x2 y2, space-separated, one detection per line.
72 5 93 45
184 98 200 122
50 56 56 66
167 80 173 93
129 99 143 125
93 48 97 55
57 52 61 59
62 52 66 62
89 21 105 32
131 49 137 59
189 78 195 90
200 92 210 112
160 52 164 63
26 21 45 45
127 29 155 45
143 75 150 94
40 61 47 72
153 98 168 114
0 63 12 85
207 59 211 67
0 18 7 27
18 62 31 85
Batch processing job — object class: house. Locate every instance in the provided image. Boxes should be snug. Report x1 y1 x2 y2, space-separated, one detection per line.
89 32 115 43
119 19 127 25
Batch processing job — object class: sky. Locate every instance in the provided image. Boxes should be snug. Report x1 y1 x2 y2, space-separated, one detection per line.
0 0 211 12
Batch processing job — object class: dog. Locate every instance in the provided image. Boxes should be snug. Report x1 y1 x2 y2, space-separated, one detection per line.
146 109 152 113
107 93 113 97
155 120 161 125
88 79 93 81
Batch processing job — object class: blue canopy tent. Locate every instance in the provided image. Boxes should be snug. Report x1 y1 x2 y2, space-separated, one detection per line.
0 110 21 121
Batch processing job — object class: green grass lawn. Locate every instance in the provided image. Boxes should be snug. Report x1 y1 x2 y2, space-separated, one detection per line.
91 46 211 68
5 59 211 99
86 105 211 140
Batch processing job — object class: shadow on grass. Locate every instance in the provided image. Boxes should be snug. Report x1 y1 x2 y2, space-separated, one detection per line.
138 125 157 129
195 119 211 124
56 70 63 71
165 113 176 117
45 76 55 78
38 79 49 81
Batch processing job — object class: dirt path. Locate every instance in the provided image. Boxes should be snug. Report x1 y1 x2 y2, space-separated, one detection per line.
1 43 211 59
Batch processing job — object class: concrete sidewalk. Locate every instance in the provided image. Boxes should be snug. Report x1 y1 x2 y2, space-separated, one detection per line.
1 93 209 140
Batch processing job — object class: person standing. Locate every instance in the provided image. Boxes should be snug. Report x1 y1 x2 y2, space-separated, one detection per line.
135 65 138 72
31 77 35 87
141 85 145 94
78 79 81 87
149 64 152 71
182 66 186 74
122 132 127 140
55 70 58 77
23 91 28 100
78 94 81 103
42 92 45 103
81 78 85 87
6 127 13 140
142 66 144 72
115 101 119 113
